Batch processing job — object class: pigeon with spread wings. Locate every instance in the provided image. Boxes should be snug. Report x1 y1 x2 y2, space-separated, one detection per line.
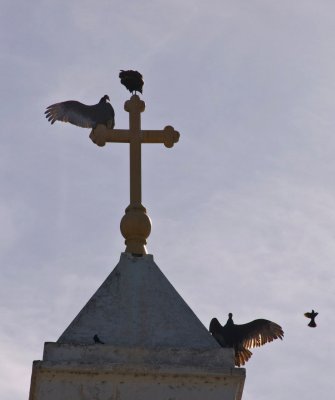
210 313 284 367
45 95 115 129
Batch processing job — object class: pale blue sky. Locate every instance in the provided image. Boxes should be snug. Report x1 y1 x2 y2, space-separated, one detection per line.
1 1 334 399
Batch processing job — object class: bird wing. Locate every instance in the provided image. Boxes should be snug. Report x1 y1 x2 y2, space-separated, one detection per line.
304 312 318 318
119 70 144 93
235 347 253 367
235 319 284 349
45 100 96 128
119 70 143 80
209 318 227 347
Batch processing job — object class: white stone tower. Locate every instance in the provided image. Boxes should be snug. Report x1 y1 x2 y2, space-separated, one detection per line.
29 95 245 399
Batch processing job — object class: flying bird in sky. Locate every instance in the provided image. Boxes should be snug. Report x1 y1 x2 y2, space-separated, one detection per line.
119 70 144 94
304 310 318 327
93 334 104 344
210 313 284 367
45 95 115 129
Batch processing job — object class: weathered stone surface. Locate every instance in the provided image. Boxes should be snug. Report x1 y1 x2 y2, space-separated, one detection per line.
30 360 245 400
43 343 234 368
58 253 220 349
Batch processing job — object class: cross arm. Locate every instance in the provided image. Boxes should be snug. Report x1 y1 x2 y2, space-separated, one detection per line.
90 127 130 147
89 125 180 148
141 126 179 148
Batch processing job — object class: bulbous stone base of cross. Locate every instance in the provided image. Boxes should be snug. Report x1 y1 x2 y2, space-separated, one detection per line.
120 204 152 255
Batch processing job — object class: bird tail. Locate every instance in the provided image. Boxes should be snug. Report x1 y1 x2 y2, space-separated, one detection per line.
308 319 317 328
235 347 253 367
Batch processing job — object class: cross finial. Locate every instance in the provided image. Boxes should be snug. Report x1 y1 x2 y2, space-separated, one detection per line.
90 95 180 255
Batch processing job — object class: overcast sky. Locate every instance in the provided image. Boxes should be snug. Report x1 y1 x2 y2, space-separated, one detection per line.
1 1 334 399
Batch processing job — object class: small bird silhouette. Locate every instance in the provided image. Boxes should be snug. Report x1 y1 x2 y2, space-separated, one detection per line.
210 313 284 367
304 310 318 327
45 95 115 129
93 334 105 344
119 70 144 94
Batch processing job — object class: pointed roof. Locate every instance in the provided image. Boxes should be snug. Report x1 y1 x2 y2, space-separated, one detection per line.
58 253 219 349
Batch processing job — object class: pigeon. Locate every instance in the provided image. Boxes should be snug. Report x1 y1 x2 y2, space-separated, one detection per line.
210 313 284 367
119 70 144 94
45 95 115 129
304 310 318 327
93 334 104 344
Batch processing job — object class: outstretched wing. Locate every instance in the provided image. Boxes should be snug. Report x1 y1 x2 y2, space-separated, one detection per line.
209 318 227 347
236 319 284 349
235 347 253 367
304 312 318 319
45 100 96 128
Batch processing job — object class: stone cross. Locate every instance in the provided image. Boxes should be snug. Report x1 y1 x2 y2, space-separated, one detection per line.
89 95 180 256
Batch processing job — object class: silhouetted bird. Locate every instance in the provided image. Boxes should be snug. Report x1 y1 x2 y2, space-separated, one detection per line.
304 310 318 327
119 70 144 94
210 313 284 367
93 334 104 344
45 95 115 129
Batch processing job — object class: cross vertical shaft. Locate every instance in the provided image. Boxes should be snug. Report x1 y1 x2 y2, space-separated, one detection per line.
127 97 143 207
122 95 150 255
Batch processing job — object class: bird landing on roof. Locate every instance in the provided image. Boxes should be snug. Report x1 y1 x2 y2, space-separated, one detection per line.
119 70 144 94
210 313 284 367
304 310 318 327
45 95 115 129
